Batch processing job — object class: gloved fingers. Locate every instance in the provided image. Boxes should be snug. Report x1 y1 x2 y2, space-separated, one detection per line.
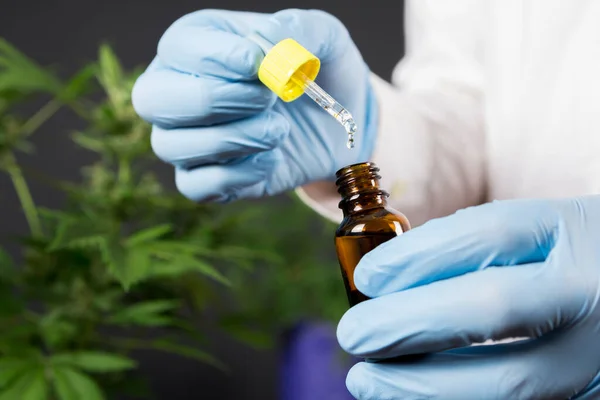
162 8 351 65
151 110 290 168
162 9 268 37
132 65 276 129
337 261 584 359
157 14 266 80
354 198 560 298
345 333 593 400
255 9 352 64
173 150 280 203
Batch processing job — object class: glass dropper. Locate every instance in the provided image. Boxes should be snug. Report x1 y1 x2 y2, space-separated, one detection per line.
247 32 357 149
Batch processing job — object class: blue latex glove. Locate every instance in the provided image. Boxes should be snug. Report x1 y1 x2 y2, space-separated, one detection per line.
132 9 376 202
336 196 600 399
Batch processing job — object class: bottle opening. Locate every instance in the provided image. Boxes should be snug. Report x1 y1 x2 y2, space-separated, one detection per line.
335 162 388 202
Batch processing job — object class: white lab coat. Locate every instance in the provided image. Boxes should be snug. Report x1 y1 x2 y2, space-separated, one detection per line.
297 0 600 227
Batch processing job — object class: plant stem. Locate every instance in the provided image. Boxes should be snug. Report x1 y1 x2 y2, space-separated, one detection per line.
118 157 131 185
20 99 62 137
6 154 43 237
3 99 64 238
64 98 92 120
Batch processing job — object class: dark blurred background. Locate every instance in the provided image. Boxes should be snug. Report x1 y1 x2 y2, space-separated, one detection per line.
0 1 405 398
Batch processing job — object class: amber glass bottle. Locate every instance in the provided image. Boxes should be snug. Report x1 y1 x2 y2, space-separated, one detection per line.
334 162 411 307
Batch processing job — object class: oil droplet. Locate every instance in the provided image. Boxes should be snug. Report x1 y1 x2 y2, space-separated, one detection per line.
292 75 359 151
346 134 355 149
339 112 358 151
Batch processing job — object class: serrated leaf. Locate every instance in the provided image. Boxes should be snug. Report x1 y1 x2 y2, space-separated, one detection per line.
102 243 156 289
97 45 122 88
107 300 180 327
19 370 47 400
147 241 200 255
0 38 61 94
53 367 104 400
122 248 152 286
185 259 230 286
38 311 78 349
96 45 126 110
0 358 37 389
107 238 232 288
147 254 230 286
59 64 96 102
124 224 172 247
146 242 230 285
51 351 136 373
0 367 47 400
99 240 129 288
71 131 106 152
148 340 226 371
0 368 27 391
48 215 110 251
115 300 180 315
168 319 208 346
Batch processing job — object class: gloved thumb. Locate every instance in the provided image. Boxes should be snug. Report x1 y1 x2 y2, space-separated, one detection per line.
354 198 559 298
254 9 352 64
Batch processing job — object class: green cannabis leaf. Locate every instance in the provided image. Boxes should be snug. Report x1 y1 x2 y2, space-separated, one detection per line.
59 64 96 103
47 213 112 251
112 337 226 371
0 38 61 94
144 340 226 370
123 224 173 246
0 358 38 389
0 37 347 400
0 367 47 400
52 367 105 400
38 311 79 349
0 39 252 399
51 352 137 373
97 45 126 111
107 300 180 327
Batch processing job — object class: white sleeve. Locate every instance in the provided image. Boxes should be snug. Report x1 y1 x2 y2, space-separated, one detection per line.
296 0 487 227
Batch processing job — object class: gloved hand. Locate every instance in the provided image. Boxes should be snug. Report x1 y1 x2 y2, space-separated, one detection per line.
336 196 600 399
132 9 376 202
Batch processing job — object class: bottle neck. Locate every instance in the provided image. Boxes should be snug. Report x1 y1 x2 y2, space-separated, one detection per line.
335 162 389 217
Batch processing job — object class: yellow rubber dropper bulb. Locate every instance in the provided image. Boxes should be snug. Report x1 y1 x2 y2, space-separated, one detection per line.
247 33 357 149
256 37 320 102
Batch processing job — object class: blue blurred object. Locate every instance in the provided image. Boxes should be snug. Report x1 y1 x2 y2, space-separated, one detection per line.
280 321 356 400
337 196 600 399
132 9 377 204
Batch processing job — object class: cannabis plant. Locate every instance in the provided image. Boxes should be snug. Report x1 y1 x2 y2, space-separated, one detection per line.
0 39 272 399
0 37 348 399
